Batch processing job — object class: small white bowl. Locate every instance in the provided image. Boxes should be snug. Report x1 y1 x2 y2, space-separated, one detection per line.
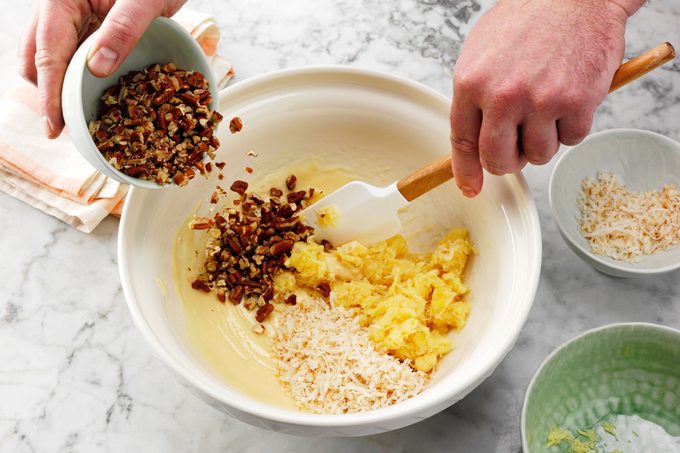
62 17 219 189
118 67 542 436
549 129 680 278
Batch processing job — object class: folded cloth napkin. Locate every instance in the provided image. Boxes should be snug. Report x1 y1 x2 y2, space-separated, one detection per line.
0 7 233 233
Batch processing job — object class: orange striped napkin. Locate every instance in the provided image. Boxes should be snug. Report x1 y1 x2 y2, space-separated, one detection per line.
0 7 233 233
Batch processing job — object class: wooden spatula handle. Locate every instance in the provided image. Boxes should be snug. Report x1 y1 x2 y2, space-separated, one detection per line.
397 155 454 201
609 42 675 93
396 42 676 202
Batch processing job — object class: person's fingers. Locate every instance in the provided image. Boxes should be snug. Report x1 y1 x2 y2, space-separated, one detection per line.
557 110 593 146
78 15 102 44
450 94 484 197
35 0 80 138
478 115 523 176
520 116 560 165
17 1 40 84
87 0 164 77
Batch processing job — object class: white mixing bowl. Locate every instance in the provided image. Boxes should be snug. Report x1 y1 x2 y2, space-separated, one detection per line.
118 67 542 436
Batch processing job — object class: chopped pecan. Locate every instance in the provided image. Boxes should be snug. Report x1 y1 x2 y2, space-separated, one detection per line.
88 63 222 186
229 285 244 304
321 239 334 252
270 239 294 256
191 280 211 292
287 190 307 204
255 303 274 322
230 180 248 195
190 176 315 322
285 174 297 190
317 282 331 298
229 116 243 134
189 217 214 230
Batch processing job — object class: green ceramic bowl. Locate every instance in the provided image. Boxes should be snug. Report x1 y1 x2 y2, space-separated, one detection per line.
522 323 680 452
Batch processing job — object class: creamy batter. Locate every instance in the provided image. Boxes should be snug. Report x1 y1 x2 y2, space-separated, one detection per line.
173 161 355 408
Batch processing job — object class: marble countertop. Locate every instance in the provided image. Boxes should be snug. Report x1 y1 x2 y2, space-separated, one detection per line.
1 0 679 451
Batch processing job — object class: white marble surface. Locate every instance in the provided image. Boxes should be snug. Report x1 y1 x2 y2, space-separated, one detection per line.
1 0 679 451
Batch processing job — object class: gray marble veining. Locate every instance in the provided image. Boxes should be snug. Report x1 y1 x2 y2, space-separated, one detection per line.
1 0 678 451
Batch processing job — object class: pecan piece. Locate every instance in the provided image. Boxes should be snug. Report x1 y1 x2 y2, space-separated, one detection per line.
191 280 211 292
229 285 244 304
255 303 274 322
230 180 248 195
229 116 243 134
317 282 331 298
189 217 214 230
270 239 294 256
287 190 307 204
285 174 297 190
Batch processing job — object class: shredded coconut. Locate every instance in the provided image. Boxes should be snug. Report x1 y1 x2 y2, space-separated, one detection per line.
577 172 680 262
272 296 428 414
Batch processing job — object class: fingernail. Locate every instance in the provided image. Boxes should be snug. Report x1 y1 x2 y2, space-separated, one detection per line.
460 185 478 198
43 116 54 137
87 46 118 76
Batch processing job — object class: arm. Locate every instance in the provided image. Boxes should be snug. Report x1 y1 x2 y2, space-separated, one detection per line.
450 0 645 197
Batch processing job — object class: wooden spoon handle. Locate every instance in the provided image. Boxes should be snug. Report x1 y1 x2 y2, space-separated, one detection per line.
397 42 676 202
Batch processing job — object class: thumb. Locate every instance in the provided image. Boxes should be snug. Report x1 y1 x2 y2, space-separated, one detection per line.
87 0 164 77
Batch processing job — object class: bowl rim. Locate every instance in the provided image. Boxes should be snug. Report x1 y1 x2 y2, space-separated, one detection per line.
66 16 219 190
548 128 680 276
520 321 680 451
119 65 543 428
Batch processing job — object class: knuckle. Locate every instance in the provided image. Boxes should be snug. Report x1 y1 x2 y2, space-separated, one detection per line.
452 164 481 182
491 81 527 107
451 134 479 157
107 13 140 44
524 148 553 165
557 88 590 113
559 118 592 146
484 163 506 176
560 132 588 146
522 134 558 165
33 48 55 70
481 157 510 176
529 88 561 113
453 70 481 93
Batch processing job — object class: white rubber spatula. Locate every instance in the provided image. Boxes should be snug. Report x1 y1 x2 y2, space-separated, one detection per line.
302 42 676 245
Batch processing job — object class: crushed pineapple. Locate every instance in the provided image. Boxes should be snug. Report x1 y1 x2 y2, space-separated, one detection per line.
316 205 340 227
546 426 600 453
277 229 475 372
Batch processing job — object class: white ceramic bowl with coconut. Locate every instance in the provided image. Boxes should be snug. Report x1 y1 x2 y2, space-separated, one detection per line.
549 129 680 278
118 67 542 436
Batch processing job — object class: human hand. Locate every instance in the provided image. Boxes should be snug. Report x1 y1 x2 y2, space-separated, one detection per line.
19 0 187 139
450 0 641 197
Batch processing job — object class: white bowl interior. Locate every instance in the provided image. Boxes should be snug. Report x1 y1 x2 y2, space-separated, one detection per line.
550 129 680 274
119 68 541 435
62 17 219 189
